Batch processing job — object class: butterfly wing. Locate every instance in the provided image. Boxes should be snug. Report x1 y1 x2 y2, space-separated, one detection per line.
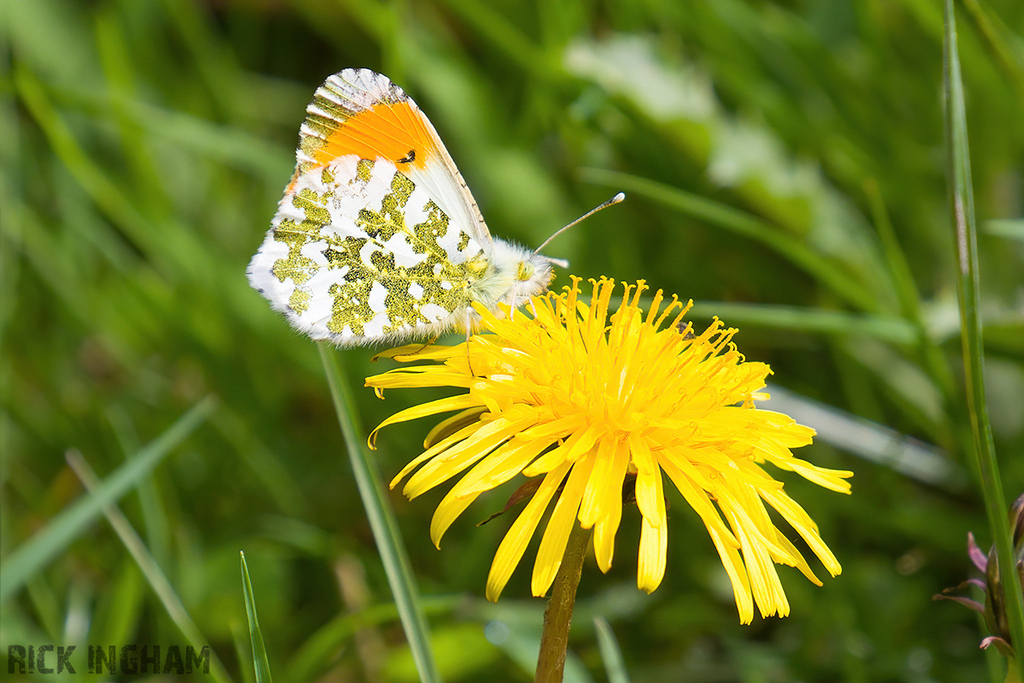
247 69 495 346
296 69 493 251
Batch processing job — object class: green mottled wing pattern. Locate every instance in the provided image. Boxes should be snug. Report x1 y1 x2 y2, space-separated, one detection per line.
248 156 489 345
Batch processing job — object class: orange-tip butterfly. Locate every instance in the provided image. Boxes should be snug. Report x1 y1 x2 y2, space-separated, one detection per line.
248 68 578 346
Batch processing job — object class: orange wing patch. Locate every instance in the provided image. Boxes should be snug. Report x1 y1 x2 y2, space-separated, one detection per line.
312 101 435 170
292 70 442 191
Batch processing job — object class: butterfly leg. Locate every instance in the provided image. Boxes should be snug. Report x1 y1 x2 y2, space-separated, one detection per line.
507 281 523 320
463 308 481 377
406 336 440 355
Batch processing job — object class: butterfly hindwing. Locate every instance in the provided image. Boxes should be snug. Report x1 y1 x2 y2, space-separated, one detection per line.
248 156 489 345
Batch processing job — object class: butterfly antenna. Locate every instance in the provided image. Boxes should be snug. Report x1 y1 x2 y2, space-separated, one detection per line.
533 192 625 256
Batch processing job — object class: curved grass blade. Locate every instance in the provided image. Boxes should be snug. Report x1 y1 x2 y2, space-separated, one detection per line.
593 617 630 683
240 552 273 683
0 396 217 603
318 345 442 683
687 301 917 344
943 1 1024 677
64 450 234 683
285 595 458 682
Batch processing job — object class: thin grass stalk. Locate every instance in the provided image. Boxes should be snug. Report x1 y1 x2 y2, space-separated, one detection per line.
318 345 441 683
863 178 955 399
240 552 274 683
943 1 1024 677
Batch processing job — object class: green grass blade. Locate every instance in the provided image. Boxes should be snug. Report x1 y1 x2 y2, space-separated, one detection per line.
959 0 1024 104
285 603 390 682
862 179 923 325
94 560 144 650
984 219 1024 240
0 396 217 603
687 301 918 344
439 0 549 74
943 2 1024 678
763 383 961 490
64 449 234 683
579 167 878 312
285 595 458 681
240 552 274 683
231 621 256 683
593 617 630 683
863 179 956 402
13 66 165 270
318 344 442 683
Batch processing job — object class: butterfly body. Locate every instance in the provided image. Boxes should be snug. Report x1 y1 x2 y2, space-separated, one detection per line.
247 69 556 346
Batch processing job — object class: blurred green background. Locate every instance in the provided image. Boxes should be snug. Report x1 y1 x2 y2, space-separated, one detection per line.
2 0 1023 681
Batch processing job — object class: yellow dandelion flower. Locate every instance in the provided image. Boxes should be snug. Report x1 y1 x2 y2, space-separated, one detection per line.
366 277 852 623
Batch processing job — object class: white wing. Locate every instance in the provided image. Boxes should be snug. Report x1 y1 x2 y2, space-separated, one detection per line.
295 68 493 251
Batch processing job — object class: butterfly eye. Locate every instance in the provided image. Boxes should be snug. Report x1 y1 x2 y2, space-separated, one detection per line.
515 262 536 282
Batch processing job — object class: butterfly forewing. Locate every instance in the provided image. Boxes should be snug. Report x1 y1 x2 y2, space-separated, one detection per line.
247 69 557 347
296 70 491 249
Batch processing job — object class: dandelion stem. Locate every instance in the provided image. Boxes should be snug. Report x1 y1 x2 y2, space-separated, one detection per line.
535 523 592 683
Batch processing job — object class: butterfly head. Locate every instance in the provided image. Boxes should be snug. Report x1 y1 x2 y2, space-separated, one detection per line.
477 239 557 313
514 257 553 292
